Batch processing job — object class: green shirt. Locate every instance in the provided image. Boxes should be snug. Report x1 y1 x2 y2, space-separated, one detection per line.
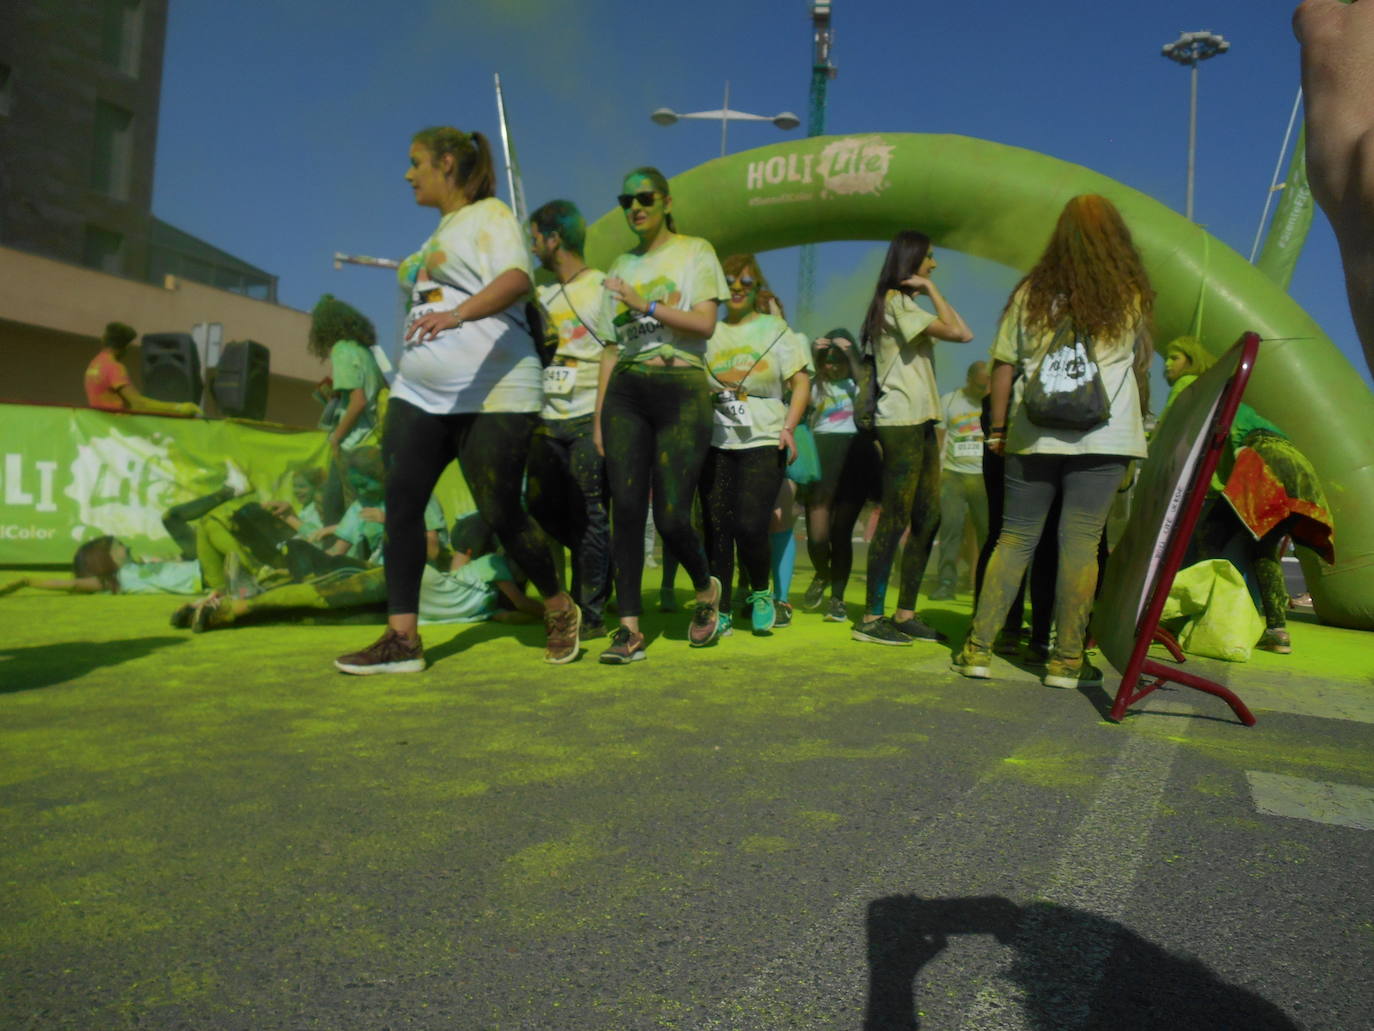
327 339 384 448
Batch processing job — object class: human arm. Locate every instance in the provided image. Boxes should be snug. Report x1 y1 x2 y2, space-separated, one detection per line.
329 387 368 451
407 268 534 343
1294 0 1374 376
495 579 545 618
901 277 974 342
986 360 1016 455
593 345 620 456
779 370 811 462
604 279 718 338
13 575 108 593
115 383 200 416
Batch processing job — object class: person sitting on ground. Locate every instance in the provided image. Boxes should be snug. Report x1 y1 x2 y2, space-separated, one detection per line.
84 322 202 416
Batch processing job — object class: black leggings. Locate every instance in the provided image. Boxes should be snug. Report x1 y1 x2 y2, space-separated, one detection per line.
602 365 713 617
382 398 558 615
701 445 786 612
806 431 880 600
865 422 941 615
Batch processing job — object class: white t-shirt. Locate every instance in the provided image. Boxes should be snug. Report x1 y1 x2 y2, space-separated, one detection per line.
991 284 1148 459
940 388 986 474
536 269 613 420
705 314 812 450
600 234 728 368
873 291 945 427
392 197 540 415
811 378 858 435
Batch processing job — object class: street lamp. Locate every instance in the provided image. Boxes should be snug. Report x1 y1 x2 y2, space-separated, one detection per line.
1162 30 1230 222
651 81 800 158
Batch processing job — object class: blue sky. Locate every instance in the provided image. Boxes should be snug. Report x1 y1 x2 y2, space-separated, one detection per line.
151 0 1368 400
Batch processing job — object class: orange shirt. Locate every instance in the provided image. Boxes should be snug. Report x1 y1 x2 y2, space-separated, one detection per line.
84 349 131 410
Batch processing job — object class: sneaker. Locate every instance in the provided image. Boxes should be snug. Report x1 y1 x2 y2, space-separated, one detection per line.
891 615 947 643
717 612 735 638
772 600 793 629
1043 656 1104 689
951 640 993 679
824 597 848 623
929 584 956 601
851 616 913 646
335 628 425 675
1024 640 1052 665
688 576 723 647
658 587 678 613
1257 627 1292 654
746 589 776 633
599 625 647 664
994 630 1023 655
544 600 582 664
803 576 827 610
579 619 608 641
170 601 197 629
190 593 229 634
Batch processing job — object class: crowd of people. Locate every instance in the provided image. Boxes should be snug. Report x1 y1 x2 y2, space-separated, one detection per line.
34 121 1338 683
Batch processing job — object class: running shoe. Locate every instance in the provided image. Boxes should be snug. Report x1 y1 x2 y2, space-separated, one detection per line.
950 640 993 679
335 628 425 675
688 576 723 647
544 600 582 664
190 593 228 634
823 597 848 623
599 625 647 664
746 589 776 633
1257 627 1292 654
803 576 827 610
891 615 947 643
717 612 735 638
169 601 197 629
1042 657 1104 689
851 616 914 646
1024 640 1052 665
994 630 1023 655
772 600 793 629
579 620 608 640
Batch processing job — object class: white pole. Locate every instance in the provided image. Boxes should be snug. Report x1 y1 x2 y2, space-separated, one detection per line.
1186 61 1199 222
1249 88 1305 263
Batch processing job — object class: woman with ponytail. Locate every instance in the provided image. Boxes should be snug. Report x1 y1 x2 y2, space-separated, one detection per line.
595 166 729 664
334 126 579 675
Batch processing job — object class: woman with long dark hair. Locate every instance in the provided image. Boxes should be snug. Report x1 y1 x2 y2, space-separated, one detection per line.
594 166 728 663
854 231 974 645
334 126 578 674
953 194 1153 687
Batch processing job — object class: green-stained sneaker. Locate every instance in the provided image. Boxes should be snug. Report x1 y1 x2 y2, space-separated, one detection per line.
746 589 776 633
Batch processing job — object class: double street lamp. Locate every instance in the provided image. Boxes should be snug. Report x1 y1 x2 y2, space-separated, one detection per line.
1162 30 1231 222
651 81 800 158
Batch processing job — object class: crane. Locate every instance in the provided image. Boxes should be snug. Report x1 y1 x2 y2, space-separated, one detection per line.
796 1 836 327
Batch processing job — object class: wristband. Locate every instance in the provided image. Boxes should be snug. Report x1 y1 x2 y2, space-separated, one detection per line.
647 300 657 318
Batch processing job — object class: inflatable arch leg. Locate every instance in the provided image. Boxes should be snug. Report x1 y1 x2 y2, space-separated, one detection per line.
587 133 1374 630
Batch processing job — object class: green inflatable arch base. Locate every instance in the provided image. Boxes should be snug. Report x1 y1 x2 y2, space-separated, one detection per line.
587 132 1374 630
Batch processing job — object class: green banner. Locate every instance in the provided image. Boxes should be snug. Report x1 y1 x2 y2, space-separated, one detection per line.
1256 125 1314 291
0 404 473 566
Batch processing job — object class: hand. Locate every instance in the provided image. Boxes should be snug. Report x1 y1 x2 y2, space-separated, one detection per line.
360 506 385 524
406 308 462 344
263 500 291 517
176 401 201 416
328 436 342 458
986 432 1007 456
605 276 648 314
901 274 932 294
0 577 29 597
309 526 335 543
779 426 798 464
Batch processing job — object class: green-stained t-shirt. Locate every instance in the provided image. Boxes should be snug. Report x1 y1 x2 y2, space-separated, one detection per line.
115 560 202 595
873 290 944 427
327 339 385 448
600 234 727 368
536 269 614 420
705 314 812 450
293 501 324 541
1162 375 1286 452
335 496 445 565
417 553 513 624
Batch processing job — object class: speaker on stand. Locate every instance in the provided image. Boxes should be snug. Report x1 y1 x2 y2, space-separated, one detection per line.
213 340 270 420
140 333 202 403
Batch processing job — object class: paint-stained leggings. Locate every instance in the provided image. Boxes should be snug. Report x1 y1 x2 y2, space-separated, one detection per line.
865 421 942 615
970 453 1128 662
701 445 786 612
806 431 880 600
602 365 713 617
382 398 559 615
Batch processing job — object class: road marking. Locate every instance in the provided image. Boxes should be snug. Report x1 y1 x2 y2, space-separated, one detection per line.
1246 771 1374 831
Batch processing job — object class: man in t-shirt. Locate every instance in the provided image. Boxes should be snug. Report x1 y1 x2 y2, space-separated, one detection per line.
932 360 991 600
83 321 201 415
526 199 615 637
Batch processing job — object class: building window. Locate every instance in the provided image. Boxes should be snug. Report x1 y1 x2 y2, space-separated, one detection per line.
100 0 144 76
91 101 134 199
83 225 125 274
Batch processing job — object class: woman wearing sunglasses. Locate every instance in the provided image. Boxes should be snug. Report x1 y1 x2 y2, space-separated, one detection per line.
595 166 729 664
700 255 812 637
334 126 579 675
854 230 975 646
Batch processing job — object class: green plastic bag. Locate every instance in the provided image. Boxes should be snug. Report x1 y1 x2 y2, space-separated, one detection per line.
1161 559 1265 662
786 422 822 485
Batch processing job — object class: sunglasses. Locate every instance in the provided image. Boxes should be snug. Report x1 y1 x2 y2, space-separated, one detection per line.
617 191 659 210
726 275 756 288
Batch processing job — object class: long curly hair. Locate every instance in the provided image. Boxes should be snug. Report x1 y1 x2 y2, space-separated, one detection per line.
721 254 780 317
1013 195 1154 346
308 295 376 360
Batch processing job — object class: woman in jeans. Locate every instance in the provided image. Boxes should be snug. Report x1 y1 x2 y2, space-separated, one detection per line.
334 126 578 674
953 194 1152 688
595 166 728 664
854 231 974 646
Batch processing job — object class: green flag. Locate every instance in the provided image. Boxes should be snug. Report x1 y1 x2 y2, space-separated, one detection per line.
1256 124 1314 290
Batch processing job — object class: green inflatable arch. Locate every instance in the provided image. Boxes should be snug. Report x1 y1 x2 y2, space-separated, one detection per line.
586 132 1374 630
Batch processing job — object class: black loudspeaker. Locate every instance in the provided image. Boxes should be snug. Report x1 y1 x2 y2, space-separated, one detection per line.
140 333 202 403
213 340 270 420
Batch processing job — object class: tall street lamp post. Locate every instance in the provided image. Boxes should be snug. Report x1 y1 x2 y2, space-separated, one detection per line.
651 81 800 158
1162 30 1230 222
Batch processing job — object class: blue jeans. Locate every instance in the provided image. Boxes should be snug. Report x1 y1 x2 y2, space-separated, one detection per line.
970 453 1127 662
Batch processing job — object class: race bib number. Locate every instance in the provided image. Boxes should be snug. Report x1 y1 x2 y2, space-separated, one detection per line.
405 281 464 348
712 391 752 429
542 364 576 396
953 438 984 458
